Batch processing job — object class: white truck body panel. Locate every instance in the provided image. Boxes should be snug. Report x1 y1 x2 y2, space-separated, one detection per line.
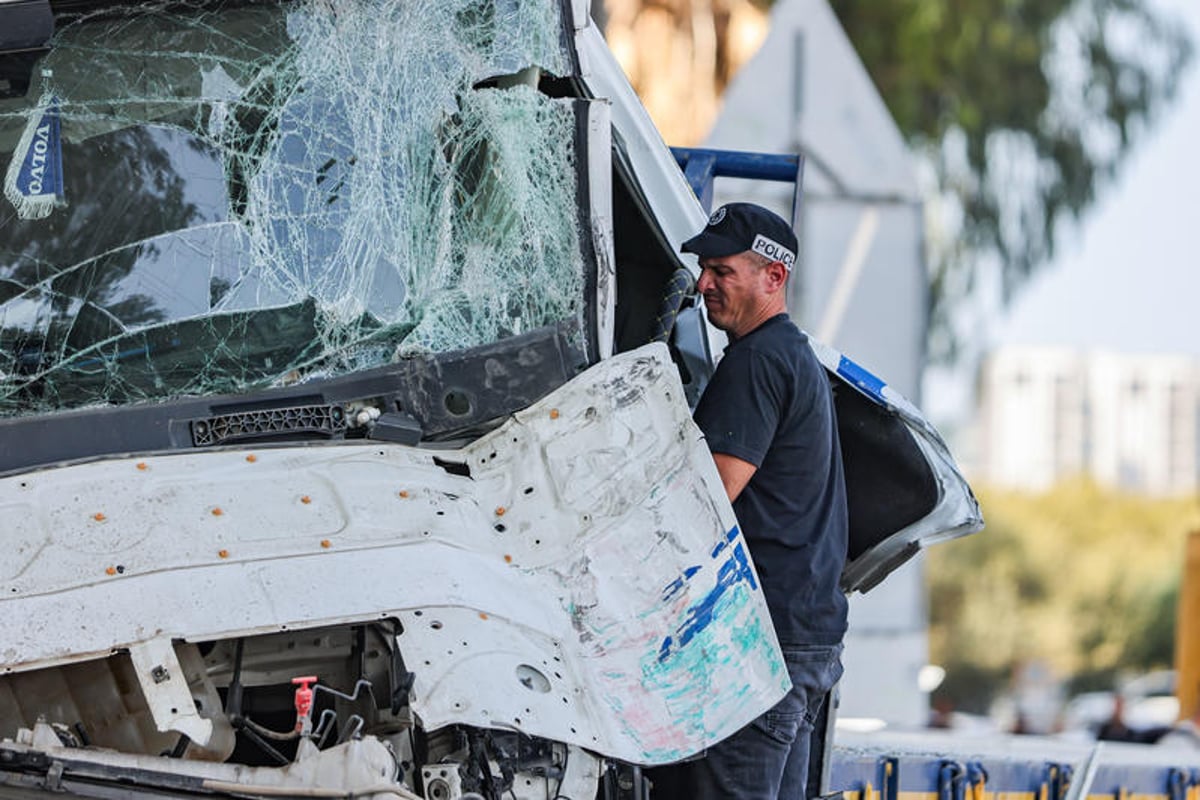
0 344 787 765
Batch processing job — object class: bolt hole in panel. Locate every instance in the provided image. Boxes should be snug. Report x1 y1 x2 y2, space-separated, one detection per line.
517 664 552 693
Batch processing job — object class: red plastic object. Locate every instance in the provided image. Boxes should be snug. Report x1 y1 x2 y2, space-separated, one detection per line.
291 675 318 732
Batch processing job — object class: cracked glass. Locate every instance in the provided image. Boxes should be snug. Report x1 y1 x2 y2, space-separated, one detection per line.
0 0 584 418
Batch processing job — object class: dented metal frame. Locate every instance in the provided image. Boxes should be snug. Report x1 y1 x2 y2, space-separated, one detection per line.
807 339 983 593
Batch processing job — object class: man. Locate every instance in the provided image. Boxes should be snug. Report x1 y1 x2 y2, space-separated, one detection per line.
669 202 848 799
1095 695 1134 742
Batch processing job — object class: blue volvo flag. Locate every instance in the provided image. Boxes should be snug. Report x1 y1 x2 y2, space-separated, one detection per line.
4 95 65 219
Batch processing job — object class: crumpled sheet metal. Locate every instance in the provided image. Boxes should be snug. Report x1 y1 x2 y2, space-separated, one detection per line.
0 343 787 764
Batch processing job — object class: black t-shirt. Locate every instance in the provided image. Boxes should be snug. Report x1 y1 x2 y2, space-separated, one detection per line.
693 314 849 646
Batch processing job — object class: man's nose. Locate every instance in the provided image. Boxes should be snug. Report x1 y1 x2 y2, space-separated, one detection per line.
696 269 712 293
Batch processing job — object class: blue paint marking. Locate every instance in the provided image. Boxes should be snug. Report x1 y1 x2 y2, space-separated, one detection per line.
657 530 759 663
660 564 702 603
836 355 886 404
709 525 739 558
658 635 673 661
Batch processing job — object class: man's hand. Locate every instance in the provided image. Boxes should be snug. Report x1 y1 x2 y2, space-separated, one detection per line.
712 452 757 502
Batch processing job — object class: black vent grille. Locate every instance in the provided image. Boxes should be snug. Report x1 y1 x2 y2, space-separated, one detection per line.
191 404 346 447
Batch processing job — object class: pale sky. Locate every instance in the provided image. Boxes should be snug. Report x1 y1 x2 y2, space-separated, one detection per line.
989 0 1200 357
926 0 1200 430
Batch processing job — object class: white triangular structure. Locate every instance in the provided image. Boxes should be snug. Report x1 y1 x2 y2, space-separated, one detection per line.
708 0 934 729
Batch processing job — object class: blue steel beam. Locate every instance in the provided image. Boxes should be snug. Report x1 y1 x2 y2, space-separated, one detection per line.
670 146 806 225
679 150 717 213
670 147 801 183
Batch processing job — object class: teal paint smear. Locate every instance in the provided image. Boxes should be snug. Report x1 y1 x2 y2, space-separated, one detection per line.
623 582 778 761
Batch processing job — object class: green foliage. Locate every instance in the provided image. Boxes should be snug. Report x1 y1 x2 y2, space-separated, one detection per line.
830 1 1193 361
1115 576 1178 667
927 480 1199 708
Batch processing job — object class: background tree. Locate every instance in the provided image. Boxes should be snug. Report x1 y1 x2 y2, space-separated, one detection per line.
830 0 1193 360
927 479 1197 712
602 0 1193 360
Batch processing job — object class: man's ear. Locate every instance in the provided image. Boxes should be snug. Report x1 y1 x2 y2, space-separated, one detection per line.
764 260 789 293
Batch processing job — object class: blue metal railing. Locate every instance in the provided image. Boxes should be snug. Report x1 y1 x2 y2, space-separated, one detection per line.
829 739 1199 800
670 146 806 224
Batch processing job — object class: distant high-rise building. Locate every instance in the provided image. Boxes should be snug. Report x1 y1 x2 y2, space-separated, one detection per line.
977 346 1200 494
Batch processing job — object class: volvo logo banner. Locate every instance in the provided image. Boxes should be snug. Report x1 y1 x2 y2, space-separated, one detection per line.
4 95 64 219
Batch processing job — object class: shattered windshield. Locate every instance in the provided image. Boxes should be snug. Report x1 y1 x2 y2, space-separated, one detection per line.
0 0 585 418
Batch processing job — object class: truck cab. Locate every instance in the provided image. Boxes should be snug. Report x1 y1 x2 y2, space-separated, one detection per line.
0 1 980 797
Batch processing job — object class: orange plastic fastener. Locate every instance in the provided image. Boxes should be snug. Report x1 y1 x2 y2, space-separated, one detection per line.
211 507 224 516
92 512 106 522
246 454 257 463
301 495 312 504
320 539 332 549
398 490 409 498
549 409 560 420
218 549 230 559
136 462 148 471
478 612 489 620
105 566 116 576
495 506 506 516
503 554 513 564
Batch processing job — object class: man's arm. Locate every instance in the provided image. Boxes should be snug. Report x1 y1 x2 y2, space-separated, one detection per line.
712 452 757 502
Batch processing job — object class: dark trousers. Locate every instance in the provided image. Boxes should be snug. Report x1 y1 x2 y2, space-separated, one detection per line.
649 643 843 800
